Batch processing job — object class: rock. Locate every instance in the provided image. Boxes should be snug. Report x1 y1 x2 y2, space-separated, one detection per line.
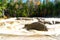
24 22 48 31
36 18 52 25
16 17 33 20
44 21 52 25
55 21 60 24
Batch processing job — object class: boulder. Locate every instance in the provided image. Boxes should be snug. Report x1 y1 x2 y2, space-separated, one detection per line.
24 22 48 31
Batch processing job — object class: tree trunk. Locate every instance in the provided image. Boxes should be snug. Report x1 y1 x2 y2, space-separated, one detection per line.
46 0 49 4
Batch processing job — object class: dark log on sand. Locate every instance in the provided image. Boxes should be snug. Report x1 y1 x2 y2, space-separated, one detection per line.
24 22 48 31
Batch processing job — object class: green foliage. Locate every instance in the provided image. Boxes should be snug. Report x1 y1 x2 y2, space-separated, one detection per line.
6 1 28 17
3 1 60 17
0 0 7 17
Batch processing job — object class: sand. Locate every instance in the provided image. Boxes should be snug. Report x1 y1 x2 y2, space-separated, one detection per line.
0 18 60 40
0 35 60 40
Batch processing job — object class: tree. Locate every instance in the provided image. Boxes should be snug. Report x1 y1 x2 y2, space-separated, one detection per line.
0 0 7 17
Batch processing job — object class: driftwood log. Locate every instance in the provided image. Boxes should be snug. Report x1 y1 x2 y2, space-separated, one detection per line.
24 22 48 31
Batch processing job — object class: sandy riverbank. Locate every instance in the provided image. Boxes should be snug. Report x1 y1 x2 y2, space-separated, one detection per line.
0 17 60 40
0 35 58 40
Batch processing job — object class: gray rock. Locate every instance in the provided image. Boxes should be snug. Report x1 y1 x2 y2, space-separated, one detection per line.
16 17 33 20
24 22 48 31
36 18 52 25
